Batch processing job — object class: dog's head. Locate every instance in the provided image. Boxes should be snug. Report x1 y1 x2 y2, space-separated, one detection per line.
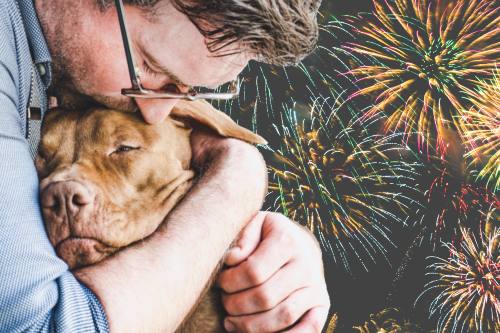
36 100 266 269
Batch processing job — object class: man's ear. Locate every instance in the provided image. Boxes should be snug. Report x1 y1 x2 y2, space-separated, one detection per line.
170 100 268 145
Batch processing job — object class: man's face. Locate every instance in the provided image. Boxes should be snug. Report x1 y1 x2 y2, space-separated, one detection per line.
40 1 251 124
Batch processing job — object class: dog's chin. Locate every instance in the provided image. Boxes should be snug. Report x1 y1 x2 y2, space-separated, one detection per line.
56 237 117 270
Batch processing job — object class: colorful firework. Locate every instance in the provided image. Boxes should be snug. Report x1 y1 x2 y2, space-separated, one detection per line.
420 208 499 333
266 97 419 272
209 16 363 142
353 308 429 333
345 0 499 153
413 152 500 247
463 69 500 194
388 157 499 316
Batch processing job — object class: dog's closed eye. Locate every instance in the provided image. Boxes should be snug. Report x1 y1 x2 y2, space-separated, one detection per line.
110 145 141 156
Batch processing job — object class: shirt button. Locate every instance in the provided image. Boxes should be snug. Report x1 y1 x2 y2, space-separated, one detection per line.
37 64 46 77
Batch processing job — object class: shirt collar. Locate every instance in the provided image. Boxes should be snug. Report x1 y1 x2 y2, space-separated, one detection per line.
17 0 52 88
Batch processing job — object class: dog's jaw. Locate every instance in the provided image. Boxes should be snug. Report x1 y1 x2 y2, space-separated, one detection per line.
56 237 117 269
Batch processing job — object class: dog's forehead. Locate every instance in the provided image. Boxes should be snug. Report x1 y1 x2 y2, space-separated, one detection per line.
84 109 156 141
41 108 184 153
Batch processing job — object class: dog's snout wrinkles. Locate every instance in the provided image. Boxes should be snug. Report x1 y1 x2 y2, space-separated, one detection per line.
42 181 95 218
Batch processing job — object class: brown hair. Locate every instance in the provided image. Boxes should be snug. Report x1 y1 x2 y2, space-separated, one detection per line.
98 0 321 65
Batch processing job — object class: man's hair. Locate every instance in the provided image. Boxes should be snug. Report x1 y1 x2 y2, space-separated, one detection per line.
98 0 321 65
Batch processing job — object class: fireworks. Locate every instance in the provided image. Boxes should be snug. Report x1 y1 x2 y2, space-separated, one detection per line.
325 313 339 333
267 97 419 272
416 159 499 246
353 308 428 333
463 69 500 194
421 209 500 333
346 0 499 153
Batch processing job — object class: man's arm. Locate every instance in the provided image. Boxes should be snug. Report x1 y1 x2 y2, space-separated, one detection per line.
0 4 109 331
75 128 268 332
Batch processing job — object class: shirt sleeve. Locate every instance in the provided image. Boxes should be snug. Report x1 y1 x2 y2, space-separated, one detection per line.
0 5 109 333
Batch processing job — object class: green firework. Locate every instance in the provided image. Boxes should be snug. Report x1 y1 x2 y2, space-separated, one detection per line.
346 0 499 154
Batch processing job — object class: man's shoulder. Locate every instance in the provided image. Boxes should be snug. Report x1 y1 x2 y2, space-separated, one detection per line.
0 0 21 71
0 0 35 136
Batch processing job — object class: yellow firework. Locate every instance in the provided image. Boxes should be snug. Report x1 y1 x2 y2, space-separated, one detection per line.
267 98 419 272
463 69 500 194
346 0 499 153
422 208 500 333
353 308 428 333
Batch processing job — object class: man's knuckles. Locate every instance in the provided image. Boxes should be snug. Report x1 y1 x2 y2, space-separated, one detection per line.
244 257 271 286
222 283 277 315
276 302 300 329
219 258 269 293
264 212 320 254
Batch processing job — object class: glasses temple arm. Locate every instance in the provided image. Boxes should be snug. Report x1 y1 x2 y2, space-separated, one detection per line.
114 0 141 88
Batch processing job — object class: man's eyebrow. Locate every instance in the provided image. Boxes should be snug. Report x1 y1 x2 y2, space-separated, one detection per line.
140 47 189 87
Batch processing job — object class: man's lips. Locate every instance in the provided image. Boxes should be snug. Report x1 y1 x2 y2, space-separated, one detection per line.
56 237 117 269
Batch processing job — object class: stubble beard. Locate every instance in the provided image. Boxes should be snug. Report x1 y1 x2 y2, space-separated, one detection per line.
48 60 138 113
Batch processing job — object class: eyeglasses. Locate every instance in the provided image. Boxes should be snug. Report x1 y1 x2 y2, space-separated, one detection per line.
114 0 241 101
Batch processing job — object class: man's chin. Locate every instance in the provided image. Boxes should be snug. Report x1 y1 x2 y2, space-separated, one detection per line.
56 237 117 269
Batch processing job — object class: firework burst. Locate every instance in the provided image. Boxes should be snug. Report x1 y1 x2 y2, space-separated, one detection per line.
345 0 499 153
208 16 363 142
266 97 419 272
353 308 428 333
420 208 500 333
416 159 499 246
463 69 500 194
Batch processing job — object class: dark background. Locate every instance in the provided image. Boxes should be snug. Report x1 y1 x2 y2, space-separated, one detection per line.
212 1 497 331
214 1 435 331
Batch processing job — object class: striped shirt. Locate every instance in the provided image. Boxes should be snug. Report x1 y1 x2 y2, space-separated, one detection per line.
0 1 109 331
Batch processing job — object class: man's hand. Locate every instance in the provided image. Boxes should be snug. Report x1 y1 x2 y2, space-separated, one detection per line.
218 212 330 333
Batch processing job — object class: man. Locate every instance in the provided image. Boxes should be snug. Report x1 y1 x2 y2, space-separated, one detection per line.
0 0 330 332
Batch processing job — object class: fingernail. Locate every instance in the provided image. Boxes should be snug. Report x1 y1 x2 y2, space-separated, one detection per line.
231 246 242 255
224 319 235 332
226 246 241 259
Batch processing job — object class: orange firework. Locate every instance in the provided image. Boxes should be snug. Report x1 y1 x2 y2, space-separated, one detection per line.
463 69 500 194
346 0 499 154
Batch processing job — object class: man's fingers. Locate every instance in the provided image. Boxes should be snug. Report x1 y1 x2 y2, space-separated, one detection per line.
281 306 330 333
225 212 266 266
224 287 313 333
222 261 305 316
218 228 293 293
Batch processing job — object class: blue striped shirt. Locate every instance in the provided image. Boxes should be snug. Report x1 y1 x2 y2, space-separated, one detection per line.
0 1 109 331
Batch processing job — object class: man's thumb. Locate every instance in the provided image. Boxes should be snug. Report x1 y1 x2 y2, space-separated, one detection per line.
224 211 267 266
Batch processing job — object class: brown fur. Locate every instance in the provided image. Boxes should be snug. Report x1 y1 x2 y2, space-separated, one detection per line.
36 100 266 332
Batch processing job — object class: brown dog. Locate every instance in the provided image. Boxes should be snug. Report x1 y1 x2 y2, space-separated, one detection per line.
35 100 266 332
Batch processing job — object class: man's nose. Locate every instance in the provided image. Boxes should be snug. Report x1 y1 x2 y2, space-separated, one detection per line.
135 98 180 124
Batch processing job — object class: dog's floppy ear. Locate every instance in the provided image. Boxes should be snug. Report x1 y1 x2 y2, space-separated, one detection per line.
171 100 267 145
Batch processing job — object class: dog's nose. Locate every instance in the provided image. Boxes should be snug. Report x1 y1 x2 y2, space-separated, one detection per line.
41 181 95 218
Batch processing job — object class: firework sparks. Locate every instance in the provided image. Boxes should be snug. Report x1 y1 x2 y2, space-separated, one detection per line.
463 69 500 194
267 97 419 272
416 159 499 246
345 0 499 153
353 308 428 333
420 209 500 333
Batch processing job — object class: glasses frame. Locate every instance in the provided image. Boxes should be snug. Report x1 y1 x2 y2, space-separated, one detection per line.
114 0 241 101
